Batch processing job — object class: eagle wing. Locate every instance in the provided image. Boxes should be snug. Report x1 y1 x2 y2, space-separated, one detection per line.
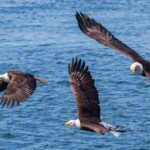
0 71 37 107
80 121 108 133
76 12 144 63
68 58 101 124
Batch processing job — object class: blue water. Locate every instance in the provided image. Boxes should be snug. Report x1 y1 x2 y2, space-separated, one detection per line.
0 0 149 149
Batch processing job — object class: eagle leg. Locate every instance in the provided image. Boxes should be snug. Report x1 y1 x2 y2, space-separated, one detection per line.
115 124 119 130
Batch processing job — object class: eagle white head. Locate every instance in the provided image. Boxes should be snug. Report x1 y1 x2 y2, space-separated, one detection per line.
0 73 10 82
65 119 81 128
130 62 143 75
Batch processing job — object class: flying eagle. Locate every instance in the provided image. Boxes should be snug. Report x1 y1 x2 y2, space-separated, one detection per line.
0 71 46 107
65 58 126 137
75 12 150 79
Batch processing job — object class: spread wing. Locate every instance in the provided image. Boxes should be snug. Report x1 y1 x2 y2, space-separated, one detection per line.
68 58 101 123
0 71 37 107
75 12 145 62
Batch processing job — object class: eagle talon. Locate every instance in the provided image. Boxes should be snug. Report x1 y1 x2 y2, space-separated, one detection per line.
107 127 111 132
115 125 119 130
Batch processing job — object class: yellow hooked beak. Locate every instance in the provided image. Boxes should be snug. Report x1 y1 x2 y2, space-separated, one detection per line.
65 121 70 126
130 66 137 73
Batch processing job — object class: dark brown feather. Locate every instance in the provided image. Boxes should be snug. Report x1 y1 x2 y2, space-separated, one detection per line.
75 12 145 63
68 58 101 127
81 120 108 133
0 71 37 107
0 81 8 92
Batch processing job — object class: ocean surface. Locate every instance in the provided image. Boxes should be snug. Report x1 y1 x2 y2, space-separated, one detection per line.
0 0 149 149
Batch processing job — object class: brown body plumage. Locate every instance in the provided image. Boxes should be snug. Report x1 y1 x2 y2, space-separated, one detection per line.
75 12 150 79
66 58 126 137
0 71 46 107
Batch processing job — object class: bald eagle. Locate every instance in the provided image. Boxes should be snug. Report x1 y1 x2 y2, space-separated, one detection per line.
0 71 46 107
75 12 150 79
65 58 126 137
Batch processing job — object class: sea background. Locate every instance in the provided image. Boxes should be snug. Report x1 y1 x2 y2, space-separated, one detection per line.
0 0 149 149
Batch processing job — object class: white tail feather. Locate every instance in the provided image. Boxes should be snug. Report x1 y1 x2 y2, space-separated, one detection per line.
110 131 121 137
100 122 116 130
35 77 47 84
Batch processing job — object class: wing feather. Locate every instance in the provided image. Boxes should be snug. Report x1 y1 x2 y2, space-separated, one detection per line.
76 12 145 62
68 58 101 123
0 71 37 107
